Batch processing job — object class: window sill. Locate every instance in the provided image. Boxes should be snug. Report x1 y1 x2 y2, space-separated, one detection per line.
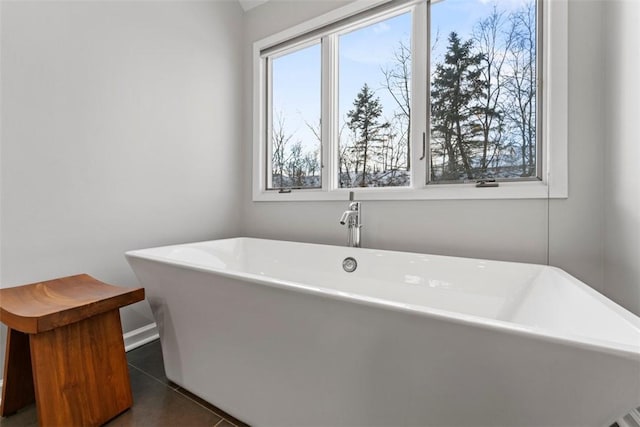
252 180 567 202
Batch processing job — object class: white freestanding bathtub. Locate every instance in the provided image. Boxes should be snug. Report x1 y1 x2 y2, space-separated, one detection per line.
126 237 640 427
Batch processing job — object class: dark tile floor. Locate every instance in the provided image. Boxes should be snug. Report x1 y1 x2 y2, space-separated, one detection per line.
0 340 248 427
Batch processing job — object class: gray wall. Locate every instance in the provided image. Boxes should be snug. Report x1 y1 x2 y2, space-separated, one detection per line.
0 0 245 368
547 0 606 294
242 1 606 293
603 0 640 315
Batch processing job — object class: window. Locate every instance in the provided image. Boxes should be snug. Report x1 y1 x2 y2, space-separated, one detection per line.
430 0 539 184
253 0 567 201
268 42 321 189
338 12 412 188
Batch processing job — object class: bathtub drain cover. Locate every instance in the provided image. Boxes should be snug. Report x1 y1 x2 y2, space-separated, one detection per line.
342 257 358 273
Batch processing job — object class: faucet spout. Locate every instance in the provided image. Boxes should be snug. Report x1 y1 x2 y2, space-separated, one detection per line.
339 210 352 225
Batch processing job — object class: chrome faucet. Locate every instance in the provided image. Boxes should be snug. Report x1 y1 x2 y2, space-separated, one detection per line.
339 191 361 248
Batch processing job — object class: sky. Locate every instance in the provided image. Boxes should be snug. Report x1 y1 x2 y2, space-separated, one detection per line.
272 42 321 148
270 0 535 173
338 12 411 134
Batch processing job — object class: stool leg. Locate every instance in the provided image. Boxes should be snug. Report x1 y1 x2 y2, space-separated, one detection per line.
1 328 35 416
29 310 133 427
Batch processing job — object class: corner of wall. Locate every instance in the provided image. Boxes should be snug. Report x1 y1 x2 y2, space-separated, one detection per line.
601 0 640 316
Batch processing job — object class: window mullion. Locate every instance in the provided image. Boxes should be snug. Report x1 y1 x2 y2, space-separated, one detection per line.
265 56 274 189
322 34 338 191
411 2 428 187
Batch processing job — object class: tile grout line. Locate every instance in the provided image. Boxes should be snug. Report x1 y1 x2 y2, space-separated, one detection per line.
127 364 235 424
173 387 238 427
127 364 172 389
126 361 179 390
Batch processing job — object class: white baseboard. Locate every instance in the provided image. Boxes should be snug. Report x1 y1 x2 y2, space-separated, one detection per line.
123 322 159 352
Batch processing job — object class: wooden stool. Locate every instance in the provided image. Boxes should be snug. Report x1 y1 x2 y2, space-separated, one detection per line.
0 274 145 426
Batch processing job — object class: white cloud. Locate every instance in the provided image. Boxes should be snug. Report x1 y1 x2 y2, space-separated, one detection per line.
372 21 391 34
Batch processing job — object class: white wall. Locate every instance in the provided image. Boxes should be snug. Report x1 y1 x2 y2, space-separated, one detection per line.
0 0 244 368
548 0 606 293
603 0 640 316
242 1 605 290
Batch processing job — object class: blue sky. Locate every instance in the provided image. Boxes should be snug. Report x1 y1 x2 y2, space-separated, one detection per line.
271 0 534 162
338 12 411 133
272 42 321 151
431 0 532 60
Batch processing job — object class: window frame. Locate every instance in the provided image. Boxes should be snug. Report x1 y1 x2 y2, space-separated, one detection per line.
252 0 568 201
265 39 323 190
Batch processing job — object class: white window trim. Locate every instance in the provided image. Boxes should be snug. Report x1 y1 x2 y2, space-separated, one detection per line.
252 0 568 202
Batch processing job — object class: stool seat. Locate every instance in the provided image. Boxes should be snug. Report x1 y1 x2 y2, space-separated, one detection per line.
0 274 144 334
0 274 144 426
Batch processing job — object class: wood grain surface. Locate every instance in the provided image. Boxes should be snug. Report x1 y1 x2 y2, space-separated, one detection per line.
30 309 133 426
0 274 144 333
0 274 145 426
0 328 35 416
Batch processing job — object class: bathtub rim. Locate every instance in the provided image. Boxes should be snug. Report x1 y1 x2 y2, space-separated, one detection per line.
126 237 640 362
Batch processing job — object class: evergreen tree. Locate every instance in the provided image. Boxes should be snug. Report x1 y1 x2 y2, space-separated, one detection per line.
431 32 486 180
347 84 390 187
